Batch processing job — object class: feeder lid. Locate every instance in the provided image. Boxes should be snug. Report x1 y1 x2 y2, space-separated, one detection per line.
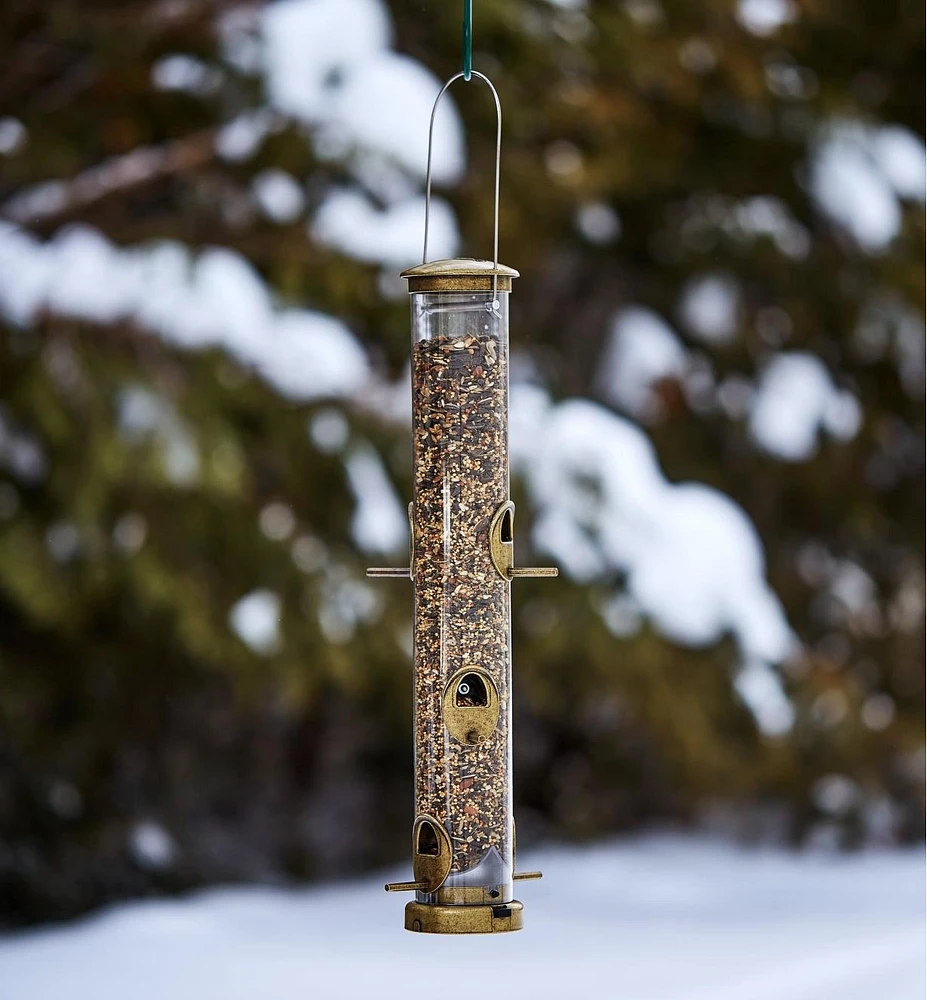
400 258 519 293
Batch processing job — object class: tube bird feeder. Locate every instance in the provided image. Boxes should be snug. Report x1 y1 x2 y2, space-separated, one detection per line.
368 72 557 935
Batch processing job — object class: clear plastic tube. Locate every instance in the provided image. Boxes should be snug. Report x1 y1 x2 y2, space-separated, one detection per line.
410 289 513 905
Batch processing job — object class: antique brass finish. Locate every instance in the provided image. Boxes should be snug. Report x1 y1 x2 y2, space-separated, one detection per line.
405 900 524 934
489 500 516 577
411 815 453 892
488 500 559 582
400 258 519 294
441 667 501 745
511 817 543 882
384 814 453 894
384 880 427 892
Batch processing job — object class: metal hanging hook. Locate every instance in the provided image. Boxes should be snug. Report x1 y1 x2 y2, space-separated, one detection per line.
462 0 473 81
422 70 502 296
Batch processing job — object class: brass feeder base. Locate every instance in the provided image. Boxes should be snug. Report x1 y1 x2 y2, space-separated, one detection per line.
404 900 524 935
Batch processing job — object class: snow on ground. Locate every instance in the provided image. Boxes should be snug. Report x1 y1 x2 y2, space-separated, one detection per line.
0 837 921 1000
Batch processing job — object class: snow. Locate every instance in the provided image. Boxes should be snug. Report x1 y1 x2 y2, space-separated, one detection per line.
251 169 306 223
0 837 921 1000
150 54 219 95
810 122 925 252
871 126 927 202
128 822 178 871
261 0 463 185
309 408 350 453
598 307 688 420
733 196 811 259
0 222 370 404
861 694 896 731
575 201 622 244
312 188 458 267
0 116 27 155
215 110 277 162
737 0 798 36
512 388 795 667
733 659 795 735
344 444 408 553
749 352 861 461
679 274 741 344
228 589 282 654
258 501 297 542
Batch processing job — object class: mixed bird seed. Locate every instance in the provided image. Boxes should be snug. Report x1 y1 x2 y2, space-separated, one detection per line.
411 330 513 880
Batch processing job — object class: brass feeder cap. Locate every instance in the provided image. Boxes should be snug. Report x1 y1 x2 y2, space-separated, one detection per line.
404 899 524 935
400 258 519 293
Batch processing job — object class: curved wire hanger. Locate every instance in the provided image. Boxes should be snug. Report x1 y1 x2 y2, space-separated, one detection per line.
421 2 502 296
422 70 502 279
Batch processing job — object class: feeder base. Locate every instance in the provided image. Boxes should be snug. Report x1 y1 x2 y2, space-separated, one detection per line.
404 900 524 934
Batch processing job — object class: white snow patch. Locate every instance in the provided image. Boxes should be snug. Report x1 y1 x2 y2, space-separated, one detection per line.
679 273 741 344
870 125 926 202
0 222 369 403
734 196 811 259
598 307 688 420
308 408 350 453
214 110 277 162
0 117 27 156
512 389 795 667
749 352 861 461
575 201 622 244
737 0 798 35
811 122 925 252
261 0 463 184
734 660 795 736
344 444 407 554
0 838 921 1000
312 188 457 267
151 54 218 95
229 589 282 655
129 822 177 871
252 169 305 223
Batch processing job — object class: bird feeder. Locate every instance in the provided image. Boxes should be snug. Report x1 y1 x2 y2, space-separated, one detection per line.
368 72 557 934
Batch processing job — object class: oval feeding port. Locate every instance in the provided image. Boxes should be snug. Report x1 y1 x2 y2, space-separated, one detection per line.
442 667 501 744
456 673 488 707
411 815 453 892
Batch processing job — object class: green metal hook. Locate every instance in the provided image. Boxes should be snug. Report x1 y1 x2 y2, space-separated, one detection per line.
462 0 472 80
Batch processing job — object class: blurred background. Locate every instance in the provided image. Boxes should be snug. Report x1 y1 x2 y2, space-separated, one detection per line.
0 0 923 965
